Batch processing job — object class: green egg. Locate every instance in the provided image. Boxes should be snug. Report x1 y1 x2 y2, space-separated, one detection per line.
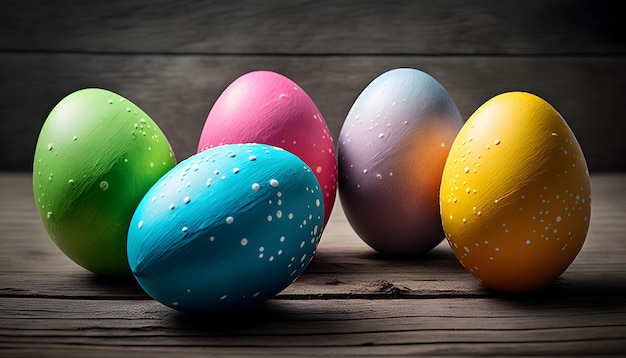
33 88 176 275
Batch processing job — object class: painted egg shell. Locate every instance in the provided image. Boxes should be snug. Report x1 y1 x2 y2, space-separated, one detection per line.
197 70 337 227
440 92 591 292
127 143 324 314
338 68 463 256
32 88 176 275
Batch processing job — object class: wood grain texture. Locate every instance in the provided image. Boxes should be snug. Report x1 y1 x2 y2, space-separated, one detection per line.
1 0 623 55
1 173 625 356
1 0 625 172
1 54 625 171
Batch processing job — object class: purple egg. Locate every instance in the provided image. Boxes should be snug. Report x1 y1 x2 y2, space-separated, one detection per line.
338 68 463 256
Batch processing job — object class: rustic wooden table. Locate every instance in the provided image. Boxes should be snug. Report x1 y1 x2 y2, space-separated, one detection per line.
1 172 625 357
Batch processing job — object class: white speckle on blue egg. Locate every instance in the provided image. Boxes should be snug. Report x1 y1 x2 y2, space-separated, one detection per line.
127 143 324 314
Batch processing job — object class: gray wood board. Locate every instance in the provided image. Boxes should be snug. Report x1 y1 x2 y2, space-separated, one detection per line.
2 54 625 171
1 0 623 55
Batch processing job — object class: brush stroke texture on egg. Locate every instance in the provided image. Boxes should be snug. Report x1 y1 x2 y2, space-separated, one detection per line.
197 71 337 227
32 88 176 275
440 92 591 292
338 68 463 256
128 144 324 314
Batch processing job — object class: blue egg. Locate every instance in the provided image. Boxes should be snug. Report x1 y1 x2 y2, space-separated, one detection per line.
127 144 324 314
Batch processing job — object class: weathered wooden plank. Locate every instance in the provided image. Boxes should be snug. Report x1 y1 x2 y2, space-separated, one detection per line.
1 267 625 302
1 0 623 55
2 296 625 336
1 173 625 301
2 341 626 358
1 298 625 355
1 54 625 171
0 174 626 310
3 296 624 331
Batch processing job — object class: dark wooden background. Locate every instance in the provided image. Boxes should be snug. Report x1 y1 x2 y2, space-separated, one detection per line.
1 0 625 172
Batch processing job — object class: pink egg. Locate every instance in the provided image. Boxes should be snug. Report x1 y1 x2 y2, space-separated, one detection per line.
198 71 337 227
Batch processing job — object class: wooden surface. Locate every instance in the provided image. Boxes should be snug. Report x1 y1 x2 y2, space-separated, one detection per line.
1 0 625 172
1 172 625 357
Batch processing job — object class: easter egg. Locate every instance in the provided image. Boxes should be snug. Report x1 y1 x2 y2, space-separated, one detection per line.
33 88 176 275
440 92 591 292
197 70 337 227
127 144 324 314
338 68 463 256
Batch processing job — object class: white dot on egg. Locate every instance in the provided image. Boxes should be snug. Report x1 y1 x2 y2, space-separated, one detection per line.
226 216 234 224
316 166 322 173
240 238 248 246
252 183 260 191
270 179 279 187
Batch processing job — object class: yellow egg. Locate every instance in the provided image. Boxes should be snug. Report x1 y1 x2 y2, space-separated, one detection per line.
440 92 591 292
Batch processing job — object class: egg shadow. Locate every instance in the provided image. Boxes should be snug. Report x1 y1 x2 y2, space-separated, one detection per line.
79 271 149 298
350 241 465 273
357 243 458 262
77 269 350 342
165 298 349 344
490 270 626 305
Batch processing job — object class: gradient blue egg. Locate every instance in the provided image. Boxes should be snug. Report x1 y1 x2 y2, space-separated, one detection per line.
127 143 324 314
338 68 463 256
